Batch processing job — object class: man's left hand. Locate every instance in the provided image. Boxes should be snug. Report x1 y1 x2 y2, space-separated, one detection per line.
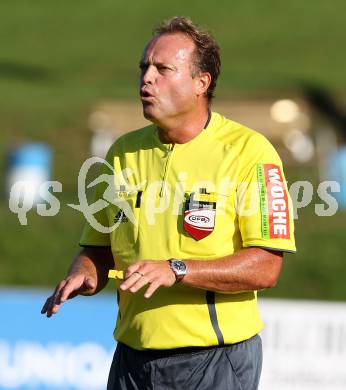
120 260 176 298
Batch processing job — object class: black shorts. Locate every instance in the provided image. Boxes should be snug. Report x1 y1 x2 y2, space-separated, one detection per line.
107 335 262 390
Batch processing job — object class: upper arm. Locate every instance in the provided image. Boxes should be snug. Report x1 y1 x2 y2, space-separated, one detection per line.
79 246 115 270
237 134 296 254
253 247 283 288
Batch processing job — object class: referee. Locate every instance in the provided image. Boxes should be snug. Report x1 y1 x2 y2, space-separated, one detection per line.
42 17 296 389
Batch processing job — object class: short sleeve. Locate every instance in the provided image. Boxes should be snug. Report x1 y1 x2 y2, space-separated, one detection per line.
78 145 118 248
79 179 111 247
236 134 296 253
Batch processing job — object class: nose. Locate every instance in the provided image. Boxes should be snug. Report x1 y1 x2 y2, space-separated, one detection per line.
141 65 157 85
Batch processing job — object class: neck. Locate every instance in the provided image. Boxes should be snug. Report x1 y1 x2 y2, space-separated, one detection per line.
157 107 210 144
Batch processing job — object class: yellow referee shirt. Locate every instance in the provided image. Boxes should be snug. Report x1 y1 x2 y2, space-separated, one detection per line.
80 112 296 350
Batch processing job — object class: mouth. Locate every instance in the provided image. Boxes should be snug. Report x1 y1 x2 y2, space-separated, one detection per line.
140 89 155 102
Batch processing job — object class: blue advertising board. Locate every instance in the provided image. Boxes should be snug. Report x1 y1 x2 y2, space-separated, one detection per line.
3 289 346 389
0 288 118 390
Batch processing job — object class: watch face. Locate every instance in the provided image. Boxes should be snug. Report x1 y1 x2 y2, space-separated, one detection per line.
172 260 187 275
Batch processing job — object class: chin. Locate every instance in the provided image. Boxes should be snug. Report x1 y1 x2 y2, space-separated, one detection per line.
142 105 158 123
143 109 153 120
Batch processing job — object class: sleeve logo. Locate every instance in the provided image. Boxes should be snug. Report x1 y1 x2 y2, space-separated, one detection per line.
257 164 290 239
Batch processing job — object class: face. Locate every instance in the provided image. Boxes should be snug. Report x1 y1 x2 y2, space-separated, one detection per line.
139 33 203 124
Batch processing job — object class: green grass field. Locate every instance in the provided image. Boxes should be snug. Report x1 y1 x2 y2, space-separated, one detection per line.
1 1 346 299
1 0 346 138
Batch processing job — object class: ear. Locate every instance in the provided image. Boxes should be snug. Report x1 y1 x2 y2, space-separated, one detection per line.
195 72 212 97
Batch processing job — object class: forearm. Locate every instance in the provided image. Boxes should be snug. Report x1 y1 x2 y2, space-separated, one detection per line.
68 247 115 294
182 247 283 293
118 248 283 299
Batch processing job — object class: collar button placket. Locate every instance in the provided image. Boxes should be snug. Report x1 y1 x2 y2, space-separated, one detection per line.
160 144 175 198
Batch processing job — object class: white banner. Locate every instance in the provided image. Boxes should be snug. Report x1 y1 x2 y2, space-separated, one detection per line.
259 299 346 390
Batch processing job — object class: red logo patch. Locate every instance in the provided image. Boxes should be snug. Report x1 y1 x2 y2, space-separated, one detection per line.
184 208 215 241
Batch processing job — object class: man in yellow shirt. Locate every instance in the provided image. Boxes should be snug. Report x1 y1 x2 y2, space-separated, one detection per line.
42 17 295 389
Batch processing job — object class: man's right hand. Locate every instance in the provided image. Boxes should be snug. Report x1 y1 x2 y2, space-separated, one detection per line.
41 247 114 318
41 273 96 318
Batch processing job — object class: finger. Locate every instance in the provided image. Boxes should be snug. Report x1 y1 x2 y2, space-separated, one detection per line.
120 272 142 291
129 275 150 293
49 300 62 316
144 280 161 299
125 262 143 278
42 296 58 316
41 298 51 314
44 296 60 318
85 277 96 291
66 277 96 298
45 280 67 317
59 278 84 302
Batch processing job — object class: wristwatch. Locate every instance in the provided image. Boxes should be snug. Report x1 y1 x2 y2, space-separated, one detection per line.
169 259 188 283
